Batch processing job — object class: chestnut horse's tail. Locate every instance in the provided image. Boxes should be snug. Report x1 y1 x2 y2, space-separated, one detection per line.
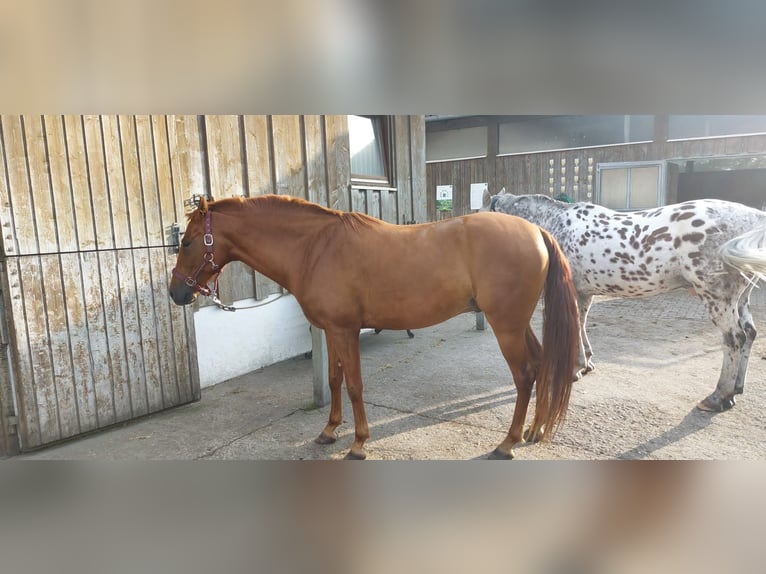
534 228 580 440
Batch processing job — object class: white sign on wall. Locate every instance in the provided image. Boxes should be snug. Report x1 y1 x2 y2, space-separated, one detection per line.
470 182 488 210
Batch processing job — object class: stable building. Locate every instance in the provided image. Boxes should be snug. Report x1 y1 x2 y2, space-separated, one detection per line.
426 115 766 218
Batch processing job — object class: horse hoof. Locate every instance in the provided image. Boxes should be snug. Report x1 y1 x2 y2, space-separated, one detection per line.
314 431 337 445
524 428 544 443
488 447 514 460
697 396 736 412
344 449 367 460
573 364 594 380
696 400 715 412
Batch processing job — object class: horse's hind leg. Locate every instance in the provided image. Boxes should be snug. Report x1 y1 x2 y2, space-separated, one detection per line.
315 338 344 445
489 326 539 460
698 291 749 412
576 293 595 379
734 287 757 396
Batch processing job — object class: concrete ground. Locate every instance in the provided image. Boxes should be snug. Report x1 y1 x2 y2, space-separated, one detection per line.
19 288 766 460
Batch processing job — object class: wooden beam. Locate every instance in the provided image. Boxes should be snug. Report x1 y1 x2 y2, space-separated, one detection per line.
310 326 330 407
654 115 669 143
410 115 427 224
486 121 499 194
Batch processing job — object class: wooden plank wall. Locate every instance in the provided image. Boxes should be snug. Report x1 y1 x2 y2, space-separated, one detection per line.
0 115 200 453
426 134 766 220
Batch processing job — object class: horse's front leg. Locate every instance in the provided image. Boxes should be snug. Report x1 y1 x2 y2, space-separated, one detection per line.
327 330 370 459
315 337 344 445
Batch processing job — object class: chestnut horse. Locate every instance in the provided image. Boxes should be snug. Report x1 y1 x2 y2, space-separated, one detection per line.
168 195 579 459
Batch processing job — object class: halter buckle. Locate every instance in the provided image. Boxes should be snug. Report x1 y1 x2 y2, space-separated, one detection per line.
203 233 214 246
185 277 196 287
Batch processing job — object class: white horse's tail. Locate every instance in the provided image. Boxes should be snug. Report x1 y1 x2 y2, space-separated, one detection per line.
719 225 766 284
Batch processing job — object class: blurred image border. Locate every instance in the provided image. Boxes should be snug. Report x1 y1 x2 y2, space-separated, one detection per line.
2 1 765 571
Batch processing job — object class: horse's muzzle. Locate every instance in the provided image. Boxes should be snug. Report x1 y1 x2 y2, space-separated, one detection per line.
168 284 196 306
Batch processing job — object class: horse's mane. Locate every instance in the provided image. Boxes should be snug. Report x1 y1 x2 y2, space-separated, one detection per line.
522 193 568 206
496 192 570 208
186 194 378 230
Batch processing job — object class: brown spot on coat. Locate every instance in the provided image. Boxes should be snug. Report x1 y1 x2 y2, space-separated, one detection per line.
682 232 705 244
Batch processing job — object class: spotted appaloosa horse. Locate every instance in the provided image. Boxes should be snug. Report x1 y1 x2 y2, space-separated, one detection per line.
484 188 766 413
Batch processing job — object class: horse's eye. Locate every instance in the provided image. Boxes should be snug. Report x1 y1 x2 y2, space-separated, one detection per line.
182 240 191 248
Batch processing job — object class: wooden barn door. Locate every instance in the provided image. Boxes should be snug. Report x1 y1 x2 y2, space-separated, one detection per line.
0 269 13 455
0 115 200 455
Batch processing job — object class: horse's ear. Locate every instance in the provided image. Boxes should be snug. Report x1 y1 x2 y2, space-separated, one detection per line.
481 187 492 209
498 187 507 196
198 195 209 215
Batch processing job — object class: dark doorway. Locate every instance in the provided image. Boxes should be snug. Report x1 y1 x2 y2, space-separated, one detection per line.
670 156 766 209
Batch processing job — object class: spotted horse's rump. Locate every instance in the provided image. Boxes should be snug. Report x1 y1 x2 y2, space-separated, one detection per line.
484 188 766 412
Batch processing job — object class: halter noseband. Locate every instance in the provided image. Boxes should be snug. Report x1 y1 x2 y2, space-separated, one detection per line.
172 210 222 298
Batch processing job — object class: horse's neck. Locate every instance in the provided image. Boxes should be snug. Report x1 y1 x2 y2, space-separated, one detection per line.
222 205 329 291
518 200 564 231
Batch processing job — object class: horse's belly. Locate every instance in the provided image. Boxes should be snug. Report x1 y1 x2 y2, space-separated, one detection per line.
587 281 684 298
362 292 477 331
576 267 686 297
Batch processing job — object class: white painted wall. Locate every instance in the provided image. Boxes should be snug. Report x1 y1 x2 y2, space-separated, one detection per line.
194 293 312 388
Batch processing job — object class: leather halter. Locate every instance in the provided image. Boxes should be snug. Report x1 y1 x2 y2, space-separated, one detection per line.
171 210 221 297
170 207 282 313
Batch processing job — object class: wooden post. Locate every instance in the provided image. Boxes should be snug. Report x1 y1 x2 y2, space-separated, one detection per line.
654 114 669 143
486 120 499 194
311 326 330 407
475 311 486 331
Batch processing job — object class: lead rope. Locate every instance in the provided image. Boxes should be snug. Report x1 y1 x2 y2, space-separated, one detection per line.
207 281 286 312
